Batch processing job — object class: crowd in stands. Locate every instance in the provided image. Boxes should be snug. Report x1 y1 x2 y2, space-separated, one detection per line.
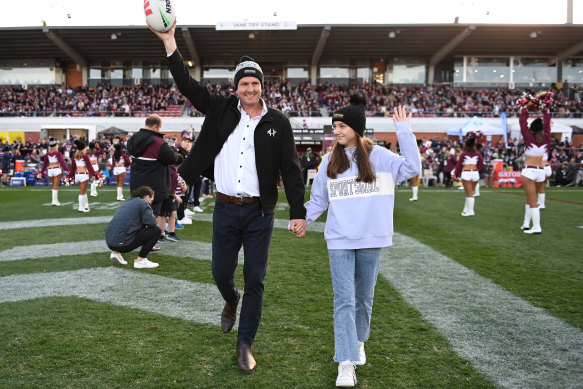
410 135 583 187
317 82 583 118
0 83 185 118
2 132 582 188
186 80 321 117
1 82 581 118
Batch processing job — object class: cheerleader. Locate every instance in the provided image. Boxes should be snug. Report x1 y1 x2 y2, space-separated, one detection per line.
454 135 483 216
110 143 131 201
537 143 552 209
68 140 98 212
88 142 101 197
519 103 551 234
41 137 68 206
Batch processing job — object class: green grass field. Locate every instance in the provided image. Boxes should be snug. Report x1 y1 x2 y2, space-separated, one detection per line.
0 185 581 388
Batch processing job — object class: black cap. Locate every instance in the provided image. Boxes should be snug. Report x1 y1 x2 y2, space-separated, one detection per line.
74 139 86 151
234 56 264 89
332 94 367 136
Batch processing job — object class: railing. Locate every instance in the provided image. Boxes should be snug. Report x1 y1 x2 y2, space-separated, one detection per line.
3 109 579 119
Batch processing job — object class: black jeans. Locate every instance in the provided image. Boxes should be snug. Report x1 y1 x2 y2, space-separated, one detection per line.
190 176 202 207
211 198 274 345
108 226 161 258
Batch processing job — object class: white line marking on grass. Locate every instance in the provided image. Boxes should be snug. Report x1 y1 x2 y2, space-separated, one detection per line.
0 216 113 231
381 233 583 389
0 214 327 233
0 267 227 327
0 240 244 264
190 213 326 232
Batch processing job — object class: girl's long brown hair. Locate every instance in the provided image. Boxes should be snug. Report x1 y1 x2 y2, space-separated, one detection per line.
75 149 85 160
327 136 375 183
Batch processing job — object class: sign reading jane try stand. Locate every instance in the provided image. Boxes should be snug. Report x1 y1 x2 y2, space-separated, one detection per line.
216 21 297 30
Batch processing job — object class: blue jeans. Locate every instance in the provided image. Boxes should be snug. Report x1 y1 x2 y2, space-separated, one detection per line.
328 248 381 362
212 199 274 345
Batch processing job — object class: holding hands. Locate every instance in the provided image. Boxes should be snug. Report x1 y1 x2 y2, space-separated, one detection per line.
289 219 307 238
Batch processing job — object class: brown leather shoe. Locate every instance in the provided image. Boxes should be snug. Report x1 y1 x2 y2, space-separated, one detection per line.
220 290 240 333
236 340 256 373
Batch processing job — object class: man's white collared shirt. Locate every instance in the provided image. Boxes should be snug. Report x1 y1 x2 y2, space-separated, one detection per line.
214 99 268 197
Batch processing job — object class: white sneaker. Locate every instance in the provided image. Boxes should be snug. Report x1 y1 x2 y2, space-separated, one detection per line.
110 252 127 265
178 217 192 225
336 361 356 387
134 258 159 269
524 227 542 235
461 210 475 216
353 342 366 366
193 206 204 213
520 224 530 231
52 201 61 206
79 208 90 213
184 209 195 216
409 197 418 201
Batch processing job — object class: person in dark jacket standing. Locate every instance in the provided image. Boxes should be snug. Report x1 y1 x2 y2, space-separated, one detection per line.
2 146 13 186
150 20 307 374
105 186 161 269
127 114 183 239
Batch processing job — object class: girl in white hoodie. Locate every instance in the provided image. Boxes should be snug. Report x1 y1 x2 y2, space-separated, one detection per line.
301 95 421 387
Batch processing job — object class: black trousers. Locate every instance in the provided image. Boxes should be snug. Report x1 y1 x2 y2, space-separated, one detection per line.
444 171 452 188
108 226 161 258
211 199 274 345
191 176 202 206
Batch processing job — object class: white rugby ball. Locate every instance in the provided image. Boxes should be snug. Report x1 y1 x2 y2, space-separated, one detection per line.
144 0 176 32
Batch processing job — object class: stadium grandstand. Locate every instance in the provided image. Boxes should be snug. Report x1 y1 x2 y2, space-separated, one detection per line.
1 17 582 152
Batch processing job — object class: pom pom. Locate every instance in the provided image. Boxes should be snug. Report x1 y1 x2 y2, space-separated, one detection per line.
349 93 367 106
96 172 106 186
238 55 255 64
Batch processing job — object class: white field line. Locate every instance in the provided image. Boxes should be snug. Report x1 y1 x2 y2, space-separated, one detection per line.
0 267 228 327
0 239 244 264
381 234 583 389
2 214 582 387
0 216 113 230
0 213 327 232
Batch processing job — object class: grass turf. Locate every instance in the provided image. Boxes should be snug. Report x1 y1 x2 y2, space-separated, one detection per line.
0 185 581 388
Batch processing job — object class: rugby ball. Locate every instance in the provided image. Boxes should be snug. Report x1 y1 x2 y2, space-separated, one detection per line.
144 0 176 32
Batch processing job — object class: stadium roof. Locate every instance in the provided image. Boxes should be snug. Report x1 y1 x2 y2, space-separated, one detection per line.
1 24 582 68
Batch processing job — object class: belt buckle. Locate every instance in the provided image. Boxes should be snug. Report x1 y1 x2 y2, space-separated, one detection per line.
236 196 244 205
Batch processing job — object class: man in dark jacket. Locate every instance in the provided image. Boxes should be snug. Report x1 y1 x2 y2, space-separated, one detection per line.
127 114 183 238
151 21 306 374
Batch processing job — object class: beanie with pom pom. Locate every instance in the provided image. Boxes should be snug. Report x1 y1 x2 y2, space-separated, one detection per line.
234 55 263 89
332 94 367 136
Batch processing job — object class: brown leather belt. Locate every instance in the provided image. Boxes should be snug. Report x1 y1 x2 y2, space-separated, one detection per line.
524 165 543 169
216 192 261 205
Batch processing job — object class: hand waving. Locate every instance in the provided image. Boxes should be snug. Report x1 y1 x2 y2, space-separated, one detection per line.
392 105 412 123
